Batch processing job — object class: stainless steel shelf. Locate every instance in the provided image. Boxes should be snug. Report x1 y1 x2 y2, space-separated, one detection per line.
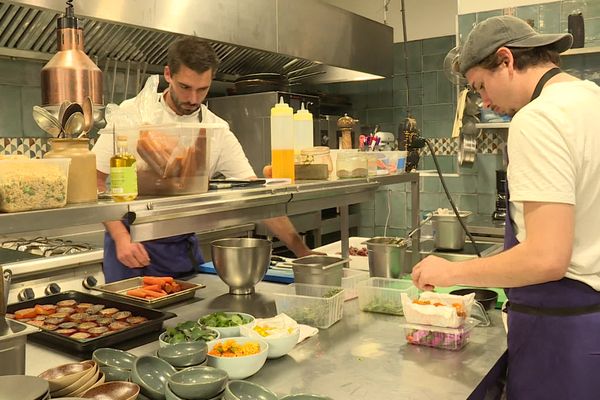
0 175 421 259
562 46 600 56
475 122 510 129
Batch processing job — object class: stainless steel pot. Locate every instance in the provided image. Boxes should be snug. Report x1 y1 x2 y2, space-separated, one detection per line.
290 255 346 286
364 237 409 279
432 211 472 250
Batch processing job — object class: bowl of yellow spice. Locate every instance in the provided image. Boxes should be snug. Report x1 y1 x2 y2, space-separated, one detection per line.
240 314 301 359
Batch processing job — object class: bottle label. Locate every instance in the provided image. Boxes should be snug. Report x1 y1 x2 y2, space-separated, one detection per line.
110 164 138 195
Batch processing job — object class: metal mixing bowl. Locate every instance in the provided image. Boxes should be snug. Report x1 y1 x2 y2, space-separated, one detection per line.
210 238 272 295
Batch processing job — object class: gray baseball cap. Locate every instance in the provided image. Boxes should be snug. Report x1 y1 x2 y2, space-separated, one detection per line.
458 15 573 75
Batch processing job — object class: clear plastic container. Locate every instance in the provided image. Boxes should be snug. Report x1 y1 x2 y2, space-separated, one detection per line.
341 269 369 301
117 122 220 195
272 283 344 328
0 158 70 212
336 151 367 179
400 319 478 351
357 278 419 315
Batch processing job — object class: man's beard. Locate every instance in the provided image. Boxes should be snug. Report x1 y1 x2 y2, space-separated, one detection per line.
170 90 200 115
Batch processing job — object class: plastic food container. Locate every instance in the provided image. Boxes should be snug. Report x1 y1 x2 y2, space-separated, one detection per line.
400 319 478 351
0 158 70 212
376 151 407 174
341 269 369 301
336 151 367 179
357 278 418 315
272 283 344 329
118 122 225 195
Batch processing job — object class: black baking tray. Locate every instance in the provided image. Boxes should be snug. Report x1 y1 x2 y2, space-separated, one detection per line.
6 290 175 354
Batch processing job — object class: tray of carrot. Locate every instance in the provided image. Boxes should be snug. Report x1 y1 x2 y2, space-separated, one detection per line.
93 276 205 308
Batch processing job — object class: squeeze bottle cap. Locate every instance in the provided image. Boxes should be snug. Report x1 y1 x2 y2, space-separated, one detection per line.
294 102 313 121
271 97 293 116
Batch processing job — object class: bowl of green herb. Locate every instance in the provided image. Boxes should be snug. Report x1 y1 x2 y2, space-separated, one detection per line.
159 321 220 348
197 311 255 338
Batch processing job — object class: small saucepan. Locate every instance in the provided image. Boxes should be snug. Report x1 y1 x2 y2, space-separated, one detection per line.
450 288 498 311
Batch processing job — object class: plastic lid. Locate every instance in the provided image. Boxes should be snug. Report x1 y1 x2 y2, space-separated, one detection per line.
294 102 313 121
271 97 293 116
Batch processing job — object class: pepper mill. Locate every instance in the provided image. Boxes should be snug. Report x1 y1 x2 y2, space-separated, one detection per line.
337 114 359 149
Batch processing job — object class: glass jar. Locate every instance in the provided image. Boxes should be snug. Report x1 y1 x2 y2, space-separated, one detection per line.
300 146 333 174
44 138 97 203
335 151 368 179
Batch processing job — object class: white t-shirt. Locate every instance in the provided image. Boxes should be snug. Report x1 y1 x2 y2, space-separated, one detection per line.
92 92 255 179
507 80 600 289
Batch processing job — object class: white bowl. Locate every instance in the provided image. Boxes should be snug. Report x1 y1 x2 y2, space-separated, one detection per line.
206 337 268 380
197 312 255 338
240 324 300 359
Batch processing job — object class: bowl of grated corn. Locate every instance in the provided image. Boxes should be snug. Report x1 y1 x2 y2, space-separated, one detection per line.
205 337 268 380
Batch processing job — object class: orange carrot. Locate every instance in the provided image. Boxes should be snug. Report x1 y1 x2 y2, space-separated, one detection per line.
126 288 150 298
139 288 167 298
142 284 164 292
143 276 174 285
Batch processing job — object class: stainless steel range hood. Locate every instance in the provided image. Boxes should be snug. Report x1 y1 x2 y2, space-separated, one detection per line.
2 0 392 84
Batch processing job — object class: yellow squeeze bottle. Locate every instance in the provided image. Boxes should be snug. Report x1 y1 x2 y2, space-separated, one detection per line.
270 97 295 180
110 135 138 202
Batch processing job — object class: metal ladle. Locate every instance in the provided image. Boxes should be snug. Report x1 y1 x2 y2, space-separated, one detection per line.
32 106 63 137
63 111 85 138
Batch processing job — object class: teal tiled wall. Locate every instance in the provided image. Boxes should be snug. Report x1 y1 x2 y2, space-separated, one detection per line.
330 0 600 237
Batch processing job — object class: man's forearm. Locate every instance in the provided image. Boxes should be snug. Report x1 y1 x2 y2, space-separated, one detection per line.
262 216 312 257
103 220 130 243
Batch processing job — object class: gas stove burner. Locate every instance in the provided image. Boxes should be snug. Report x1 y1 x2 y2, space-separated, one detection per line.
1 237 92 256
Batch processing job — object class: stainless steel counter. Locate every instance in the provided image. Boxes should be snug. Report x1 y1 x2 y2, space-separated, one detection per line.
25 274 507 399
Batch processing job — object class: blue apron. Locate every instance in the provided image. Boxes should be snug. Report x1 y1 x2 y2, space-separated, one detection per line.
499 68 600 399
102 220 205 283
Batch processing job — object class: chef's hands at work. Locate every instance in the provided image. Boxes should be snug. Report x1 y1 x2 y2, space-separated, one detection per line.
412 255 455 291
104 220 151 269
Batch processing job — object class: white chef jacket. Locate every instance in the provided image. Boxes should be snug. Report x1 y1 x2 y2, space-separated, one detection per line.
92 91 255 180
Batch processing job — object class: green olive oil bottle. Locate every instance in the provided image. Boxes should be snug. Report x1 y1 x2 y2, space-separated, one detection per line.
110 135 138 202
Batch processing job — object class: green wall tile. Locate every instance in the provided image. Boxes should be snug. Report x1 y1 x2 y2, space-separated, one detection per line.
516 5 541 30
423 104 453 121
477 10 502 23
21 86 47 138
422 71 438 104
478 194 497 215
358 227 375 237
422 36 455 55
367 108 394 125
540 2 561 33
456 194 479 213
421 176 441 193
585 17 600 45
437 71 453 103
422 53 446 72
0 85 23 138
444 175 477 194
458 14 477 44
394 41 422 75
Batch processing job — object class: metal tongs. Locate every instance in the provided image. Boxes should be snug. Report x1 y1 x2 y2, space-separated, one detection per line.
390 214 433 246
